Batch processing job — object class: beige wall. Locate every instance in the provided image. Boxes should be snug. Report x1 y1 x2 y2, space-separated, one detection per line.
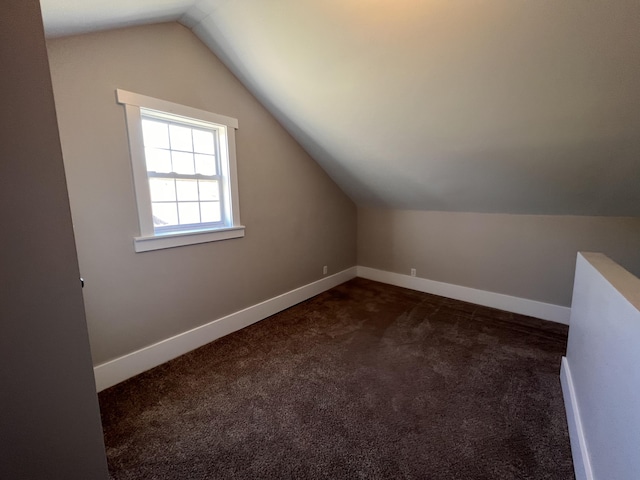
0 0 108 477
358 208 640 306
47 23 356 366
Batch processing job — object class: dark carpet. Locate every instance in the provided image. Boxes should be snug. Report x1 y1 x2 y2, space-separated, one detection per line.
99 278 574 479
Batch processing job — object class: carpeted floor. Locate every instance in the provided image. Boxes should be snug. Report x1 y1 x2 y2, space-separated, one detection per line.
99 278 574 479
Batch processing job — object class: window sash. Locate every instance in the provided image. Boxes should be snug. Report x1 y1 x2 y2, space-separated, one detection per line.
147 172 221 180
154 220 225 235
140 113 228 233
147 173 225 233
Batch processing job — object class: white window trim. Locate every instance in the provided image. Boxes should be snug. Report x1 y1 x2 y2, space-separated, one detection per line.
116 89 245 252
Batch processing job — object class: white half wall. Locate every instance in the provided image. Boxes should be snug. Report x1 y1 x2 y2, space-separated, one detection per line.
358 266 570 324
94 267 356 391
562 252 640 480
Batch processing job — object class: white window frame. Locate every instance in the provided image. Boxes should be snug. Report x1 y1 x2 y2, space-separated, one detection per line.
117 89 244 252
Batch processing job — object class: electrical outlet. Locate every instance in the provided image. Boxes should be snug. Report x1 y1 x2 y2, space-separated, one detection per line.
323 265 328 275
410 268 416 277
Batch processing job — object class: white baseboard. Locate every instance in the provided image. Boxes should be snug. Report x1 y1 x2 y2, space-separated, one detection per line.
356 266 570 324
95 266 570 391
561 357 593 480
94 267 357 392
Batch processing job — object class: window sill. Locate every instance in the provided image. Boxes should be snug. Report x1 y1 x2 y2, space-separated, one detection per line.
134 226 245 252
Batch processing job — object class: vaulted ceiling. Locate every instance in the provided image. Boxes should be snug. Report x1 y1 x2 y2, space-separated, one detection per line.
41 0 640 215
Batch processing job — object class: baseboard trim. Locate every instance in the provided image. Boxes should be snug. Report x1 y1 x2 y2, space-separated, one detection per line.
94 266 569 391
94 267 357 392
356 267 570 324
561 357 593 480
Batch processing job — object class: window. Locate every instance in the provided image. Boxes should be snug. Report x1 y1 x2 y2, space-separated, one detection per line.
117 90 244 252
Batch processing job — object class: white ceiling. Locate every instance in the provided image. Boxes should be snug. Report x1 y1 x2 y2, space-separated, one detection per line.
41 0 640 216
40 0 194 37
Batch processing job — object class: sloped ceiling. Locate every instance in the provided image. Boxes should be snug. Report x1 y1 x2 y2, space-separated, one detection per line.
41 0 640 215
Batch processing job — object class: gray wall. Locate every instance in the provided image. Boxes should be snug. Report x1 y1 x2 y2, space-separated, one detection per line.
358 208 640 306
47 23 357 366
0 0 108 478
